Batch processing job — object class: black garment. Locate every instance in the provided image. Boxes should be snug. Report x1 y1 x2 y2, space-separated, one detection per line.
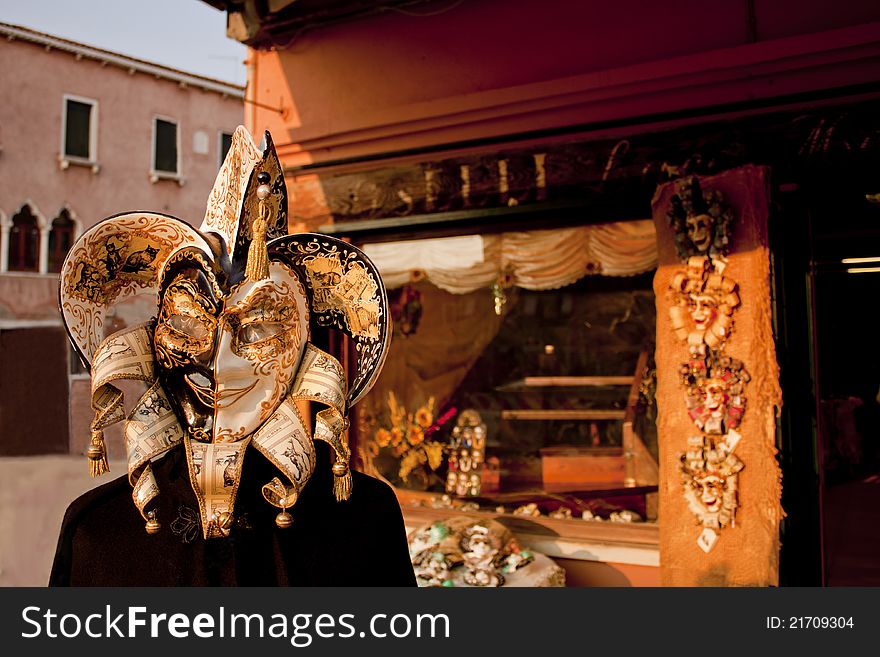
50 442 417 586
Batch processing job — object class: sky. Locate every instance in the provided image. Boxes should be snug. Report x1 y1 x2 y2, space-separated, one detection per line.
0 0 247 85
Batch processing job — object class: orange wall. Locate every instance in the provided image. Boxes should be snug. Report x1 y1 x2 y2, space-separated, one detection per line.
246 0 880 165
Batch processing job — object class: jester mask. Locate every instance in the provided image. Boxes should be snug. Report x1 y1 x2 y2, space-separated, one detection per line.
59 127 390 539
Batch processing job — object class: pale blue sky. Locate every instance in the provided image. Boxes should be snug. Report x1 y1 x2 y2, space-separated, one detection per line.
0 0 247 85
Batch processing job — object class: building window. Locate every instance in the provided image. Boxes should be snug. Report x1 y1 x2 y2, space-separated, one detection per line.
8 205 40 272
62 95 97 162
219 131 233 167
152 117 179 177
48 209 76 273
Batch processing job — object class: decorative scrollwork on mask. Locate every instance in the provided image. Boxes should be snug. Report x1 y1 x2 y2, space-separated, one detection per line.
154 277 219 370
267 235 390 407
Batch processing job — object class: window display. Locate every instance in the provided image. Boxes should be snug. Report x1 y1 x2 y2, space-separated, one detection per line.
356 233 659 526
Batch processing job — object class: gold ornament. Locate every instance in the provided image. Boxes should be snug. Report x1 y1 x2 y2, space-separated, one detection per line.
212 511 234 537
333 463 352 502
145 512 161 535
245 172 271 282
86 429 109 477
275 511 293 529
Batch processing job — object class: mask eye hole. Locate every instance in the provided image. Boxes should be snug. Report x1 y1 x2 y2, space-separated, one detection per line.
238 322 285 345
168 313 211 341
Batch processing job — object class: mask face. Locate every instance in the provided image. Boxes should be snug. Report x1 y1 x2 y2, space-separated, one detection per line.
154 254 224 441
688 293 718 332
213 261 309 441
696 474 724 514
155 253 309 443
686 212 713 252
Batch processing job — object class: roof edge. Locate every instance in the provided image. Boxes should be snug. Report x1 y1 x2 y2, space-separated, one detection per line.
0 21 245 98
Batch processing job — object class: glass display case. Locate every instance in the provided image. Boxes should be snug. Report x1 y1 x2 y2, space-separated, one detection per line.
354 269 659 527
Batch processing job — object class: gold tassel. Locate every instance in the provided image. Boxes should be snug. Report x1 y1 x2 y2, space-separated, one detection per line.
333 462 352 502
332 456 352 501
86 429 109 477
245 217 269 281
245 172 272 282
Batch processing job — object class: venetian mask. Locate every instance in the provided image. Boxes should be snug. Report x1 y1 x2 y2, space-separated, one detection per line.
60 127 390 539
686 212 713 252
154 254 309 443
695 473 724 513
682 357 749 436
688 293 718 331
669 255 740 353
154 254 223 440
666 176 734 260
680 435 743 537
215 263 308 440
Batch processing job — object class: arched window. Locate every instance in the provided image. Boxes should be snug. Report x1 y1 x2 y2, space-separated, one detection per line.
8 205 40 272
48 209 76 273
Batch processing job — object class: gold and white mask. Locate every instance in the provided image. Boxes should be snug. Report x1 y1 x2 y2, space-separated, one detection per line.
155 260 310 444
59 127 390 539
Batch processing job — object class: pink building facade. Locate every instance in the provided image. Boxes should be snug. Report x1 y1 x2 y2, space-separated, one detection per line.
0 22 243 455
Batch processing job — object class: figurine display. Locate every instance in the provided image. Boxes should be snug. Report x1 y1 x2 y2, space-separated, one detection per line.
407 517 563 587
445 409 487 496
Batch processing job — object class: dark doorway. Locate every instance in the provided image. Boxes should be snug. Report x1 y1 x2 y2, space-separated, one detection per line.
775 163 880 586
811 189 880 586
0 327 70 455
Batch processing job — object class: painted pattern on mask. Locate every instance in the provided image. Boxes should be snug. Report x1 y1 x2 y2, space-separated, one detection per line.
155 279 219 369
153 250 225 442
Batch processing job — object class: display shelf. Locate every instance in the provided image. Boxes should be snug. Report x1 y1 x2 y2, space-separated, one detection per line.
495 375 635 391
396 488 660 571
491 350 657 489
500 409 626 420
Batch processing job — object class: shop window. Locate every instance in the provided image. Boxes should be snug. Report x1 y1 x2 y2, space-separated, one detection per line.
152 117 179 176
48 209 76 273
62 96 97 161
355 224 659 525
219 131 233 167
8 205 40 272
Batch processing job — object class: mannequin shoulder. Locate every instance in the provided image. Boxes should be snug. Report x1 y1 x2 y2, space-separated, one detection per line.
58 473 134 531
349 470 400 506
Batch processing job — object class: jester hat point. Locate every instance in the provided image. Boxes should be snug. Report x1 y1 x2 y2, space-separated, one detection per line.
59 126 390 538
